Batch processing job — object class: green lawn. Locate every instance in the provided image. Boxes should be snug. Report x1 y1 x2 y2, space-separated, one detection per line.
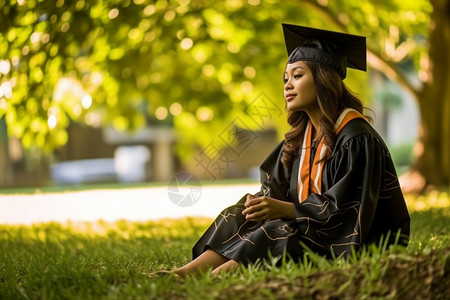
1 191 449 299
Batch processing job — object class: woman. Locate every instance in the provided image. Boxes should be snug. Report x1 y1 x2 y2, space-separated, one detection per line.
150 24 410 278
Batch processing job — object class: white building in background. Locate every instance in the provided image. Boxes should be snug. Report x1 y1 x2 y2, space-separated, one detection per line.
372 82 419 146
369 68 420 144
369 72 420 171
50 126 175 185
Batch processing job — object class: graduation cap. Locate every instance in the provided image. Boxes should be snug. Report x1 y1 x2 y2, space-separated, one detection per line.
282 23 366 79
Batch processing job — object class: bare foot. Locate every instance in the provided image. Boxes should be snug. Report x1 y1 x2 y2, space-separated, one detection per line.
211 260 239 276
141 270 180 278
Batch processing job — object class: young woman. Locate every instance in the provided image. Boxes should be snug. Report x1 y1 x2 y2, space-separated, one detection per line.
149 24 410 278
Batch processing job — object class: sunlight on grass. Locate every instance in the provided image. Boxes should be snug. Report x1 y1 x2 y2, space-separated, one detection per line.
65 217 214 239
405 190 450 211
0 217 213 241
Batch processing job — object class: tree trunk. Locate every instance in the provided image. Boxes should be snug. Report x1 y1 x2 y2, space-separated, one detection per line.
414 0 450 189
0 117 12 187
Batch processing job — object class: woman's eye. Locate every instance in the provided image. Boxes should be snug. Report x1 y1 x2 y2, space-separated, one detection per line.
294 74 302 79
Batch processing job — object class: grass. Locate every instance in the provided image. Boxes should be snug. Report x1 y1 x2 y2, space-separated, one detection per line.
1 191 449 299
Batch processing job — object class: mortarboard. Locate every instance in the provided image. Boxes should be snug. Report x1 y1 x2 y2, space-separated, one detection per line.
282 23 366 79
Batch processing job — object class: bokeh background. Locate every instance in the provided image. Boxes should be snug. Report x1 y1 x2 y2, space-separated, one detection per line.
0 0 448 193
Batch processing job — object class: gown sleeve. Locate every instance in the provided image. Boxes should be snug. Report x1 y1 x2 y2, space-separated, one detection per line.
292 131 409 257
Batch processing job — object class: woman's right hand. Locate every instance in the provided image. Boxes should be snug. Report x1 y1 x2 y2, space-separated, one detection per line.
242 194 295 221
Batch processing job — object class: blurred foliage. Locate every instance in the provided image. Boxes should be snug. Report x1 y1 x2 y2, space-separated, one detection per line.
0 0 431 161
390 141 414 168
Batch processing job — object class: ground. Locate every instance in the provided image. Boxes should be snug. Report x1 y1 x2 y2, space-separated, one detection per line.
0 185 449 299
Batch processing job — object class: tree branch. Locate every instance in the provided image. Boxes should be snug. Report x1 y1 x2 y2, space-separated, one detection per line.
366 50 420 99
297 0 421 101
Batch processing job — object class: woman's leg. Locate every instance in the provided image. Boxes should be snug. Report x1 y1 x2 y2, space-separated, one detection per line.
174 249 229 277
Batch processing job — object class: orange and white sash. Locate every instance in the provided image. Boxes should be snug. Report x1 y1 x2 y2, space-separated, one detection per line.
297 108 368 202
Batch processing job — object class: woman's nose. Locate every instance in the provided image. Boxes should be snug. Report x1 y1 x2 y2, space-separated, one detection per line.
284 80 292 90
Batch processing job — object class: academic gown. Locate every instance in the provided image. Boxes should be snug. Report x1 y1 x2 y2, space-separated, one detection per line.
192 119 410 264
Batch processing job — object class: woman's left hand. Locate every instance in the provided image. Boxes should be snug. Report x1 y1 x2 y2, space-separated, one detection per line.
242 195 295 222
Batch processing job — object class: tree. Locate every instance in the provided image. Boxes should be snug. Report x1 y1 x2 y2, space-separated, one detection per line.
0 0 368 185
0 0 447 190
414 0 450 190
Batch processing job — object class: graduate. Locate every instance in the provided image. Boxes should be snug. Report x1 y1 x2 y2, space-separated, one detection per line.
149 23 410 278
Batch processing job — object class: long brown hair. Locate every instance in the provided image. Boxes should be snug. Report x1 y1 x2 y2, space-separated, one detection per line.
281 61 370 170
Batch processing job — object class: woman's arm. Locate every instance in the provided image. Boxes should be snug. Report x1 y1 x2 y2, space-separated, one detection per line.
242 194 296 221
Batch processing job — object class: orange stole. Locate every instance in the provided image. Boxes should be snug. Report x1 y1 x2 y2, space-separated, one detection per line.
297 108 368 202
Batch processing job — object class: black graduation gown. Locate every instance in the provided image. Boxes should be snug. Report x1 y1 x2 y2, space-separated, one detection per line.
192 119 410 264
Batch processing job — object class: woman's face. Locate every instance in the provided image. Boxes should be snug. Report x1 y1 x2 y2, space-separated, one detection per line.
283 61 318 113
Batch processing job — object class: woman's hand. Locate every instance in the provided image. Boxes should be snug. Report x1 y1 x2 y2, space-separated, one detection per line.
242 194 295 222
